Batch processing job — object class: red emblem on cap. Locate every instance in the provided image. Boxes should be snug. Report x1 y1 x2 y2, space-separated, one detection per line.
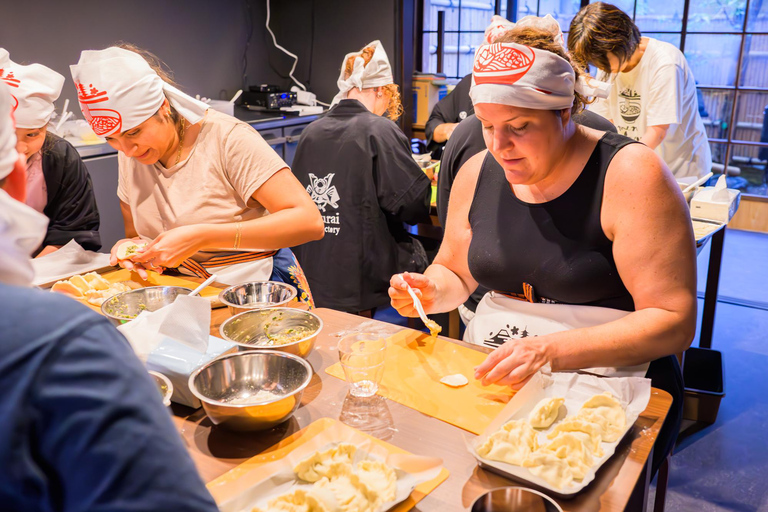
473 44 535 86
76 82 122 136
0 69 20 88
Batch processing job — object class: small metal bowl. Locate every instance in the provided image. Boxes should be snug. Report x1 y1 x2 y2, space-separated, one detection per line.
218 281 297 315
101 286 192 326
188 350 312 431
471 487 563 512
148 370 174 407
219 307 322 358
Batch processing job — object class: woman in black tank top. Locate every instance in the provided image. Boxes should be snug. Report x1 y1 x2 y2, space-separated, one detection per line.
389 26 696 474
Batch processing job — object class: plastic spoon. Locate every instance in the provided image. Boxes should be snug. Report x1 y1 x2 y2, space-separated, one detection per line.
405 282 442 337
682 172 713 195
189 274 217 297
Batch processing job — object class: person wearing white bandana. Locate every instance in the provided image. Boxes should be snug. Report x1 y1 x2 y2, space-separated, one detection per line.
70 45 322 304
291 41 431 314
389 23 696 475
0 82 220 512
0 49 100 257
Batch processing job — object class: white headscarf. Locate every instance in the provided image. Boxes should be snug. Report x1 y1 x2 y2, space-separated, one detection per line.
471 15 610 109
331 40 394 106
0 81 49 287
70 47 209 137
0 48 65 129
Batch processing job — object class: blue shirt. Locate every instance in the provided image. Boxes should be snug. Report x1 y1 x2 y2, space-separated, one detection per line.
0 283 219 512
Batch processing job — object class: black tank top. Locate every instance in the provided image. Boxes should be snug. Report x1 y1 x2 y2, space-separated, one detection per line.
468 132 637 311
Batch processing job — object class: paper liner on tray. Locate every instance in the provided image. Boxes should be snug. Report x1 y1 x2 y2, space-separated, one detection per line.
208 418 447 512
468 371 651 498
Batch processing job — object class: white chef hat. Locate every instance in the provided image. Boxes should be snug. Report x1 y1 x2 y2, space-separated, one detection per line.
471 15 610 110
0 81 18 179
331 40 394 106
0 48 65 129
70 47 208 138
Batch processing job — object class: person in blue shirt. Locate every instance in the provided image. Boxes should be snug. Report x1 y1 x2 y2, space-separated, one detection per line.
0 81 218 512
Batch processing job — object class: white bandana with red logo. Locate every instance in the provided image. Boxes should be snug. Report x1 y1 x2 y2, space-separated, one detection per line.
331 40 394 106
70 47 209 138
0 48 65 129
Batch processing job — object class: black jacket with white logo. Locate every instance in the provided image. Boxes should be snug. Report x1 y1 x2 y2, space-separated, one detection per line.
292 100 431 312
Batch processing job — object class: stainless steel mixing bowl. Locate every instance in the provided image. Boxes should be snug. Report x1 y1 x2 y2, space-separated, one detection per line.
101 286 192 325
218 307 322 358
471 487 563 512
188 350 312 431
148 370 174 407
218 281 297 315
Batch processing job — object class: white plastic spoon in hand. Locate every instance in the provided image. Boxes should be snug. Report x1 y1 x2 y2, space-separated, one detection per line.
405 282 442 337
189 274 217 297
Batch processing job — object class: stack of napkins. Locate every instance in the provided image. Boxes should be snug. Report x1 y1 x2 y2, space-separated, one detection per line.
118 295 234 407
690 175 741 223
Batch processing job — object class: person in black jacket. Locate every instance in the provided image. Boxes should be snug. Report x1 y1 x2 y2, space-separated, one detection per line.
292 41 431 314
425 73 473 159
1 49 100 255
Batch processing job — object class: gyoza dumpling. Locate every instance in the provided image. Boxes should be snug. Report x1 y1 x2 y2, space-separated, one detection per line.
476 419 539 466
547 417 605 456
262 489 331 512
523 452 574 489
578 392 626 443
313 469 379 512
540 432 594 480
294 443 357 482
528 397 565 428
356 460 397 503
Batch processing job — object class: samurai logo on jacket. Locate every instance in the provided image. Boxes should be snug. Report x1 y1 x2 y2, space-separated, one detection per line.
306 173 341 235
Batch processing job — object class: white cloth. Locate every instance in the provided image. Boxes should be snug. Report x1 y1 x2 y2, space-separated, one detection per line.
484 14 516 44
178 258 273 286
465 292 650 378
70 47 209 137
0 49 64 129
589 38 712 178
0 81 16 179
331 40 394 106
0 189 49 287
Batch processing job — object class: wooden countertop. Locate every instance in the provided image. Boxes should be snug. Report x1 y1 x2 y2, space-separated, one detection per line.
174 307 671 511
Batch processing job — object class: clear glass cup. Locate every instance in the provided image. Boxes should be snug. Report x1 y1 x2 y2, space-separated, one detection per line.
338 333 387 398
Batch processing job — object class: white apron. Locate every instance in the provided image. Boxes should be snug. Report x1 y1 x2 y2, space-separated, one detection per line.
465 291 650 378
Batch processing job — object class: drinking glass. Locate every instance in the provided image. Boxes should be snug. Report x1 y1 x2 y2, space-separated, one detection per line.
338 333 387 398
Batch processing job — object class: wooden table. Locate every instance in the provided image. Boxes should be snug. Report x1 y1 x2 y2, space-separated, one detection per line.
174 307 672 512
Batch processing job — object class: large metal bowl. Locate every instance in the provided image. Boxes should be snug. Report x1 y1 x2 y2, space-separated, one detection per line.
218 281 297 315
219 307 322 358
471 487 563 512
101 286 192 326
188 350 312 431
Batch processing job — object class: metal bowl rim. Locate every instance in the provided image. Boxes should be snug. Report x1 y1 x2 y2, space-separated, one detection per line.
470 486 564 512
100 285 193 320
187 349 313 408
218 307 324 349
147 370 174 405
217 281 298 309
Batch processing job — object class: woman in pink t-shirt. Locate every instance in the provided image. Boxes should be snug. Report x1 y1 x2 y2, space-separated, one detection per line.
70 45 323 305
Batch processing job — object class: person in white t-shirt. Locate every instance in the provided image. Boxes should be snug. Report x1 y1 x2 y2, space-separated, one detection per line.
568 2 712 178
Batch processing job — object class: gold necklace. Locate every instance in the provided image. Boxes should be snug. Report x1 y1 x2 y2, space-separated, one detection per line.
174 118 186 166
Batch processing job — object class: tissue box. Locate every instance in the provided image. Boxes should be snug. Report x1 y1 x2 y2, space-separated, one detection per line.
690 186 741 223
146 335 236 408
207 100 235 116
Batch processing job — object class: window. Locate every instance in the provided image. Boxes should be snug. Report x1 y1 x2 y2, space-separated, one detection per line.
418 0 768 196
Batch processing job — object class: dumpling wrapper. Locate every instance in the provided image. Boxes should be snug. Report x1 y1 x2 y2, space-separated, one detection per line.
540 432 593 480
528 396 565 428
294 443 357 483
115 240 148 261
51 280 84 299
355 460 397 503
523 452 574 489
578 392 626 443
476 419 538 466
83 272 111 290
547 417 605 456
439 374 468 387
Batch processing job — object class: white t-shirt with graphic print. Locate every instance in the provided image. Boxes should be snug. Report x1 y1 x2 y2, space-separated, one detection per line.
589 38 712 178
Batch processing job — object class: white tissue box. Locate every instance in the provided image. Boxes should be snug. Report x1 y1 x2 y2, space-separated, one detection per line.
207 100 235 116
146 335 236 408
690 186 741 223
